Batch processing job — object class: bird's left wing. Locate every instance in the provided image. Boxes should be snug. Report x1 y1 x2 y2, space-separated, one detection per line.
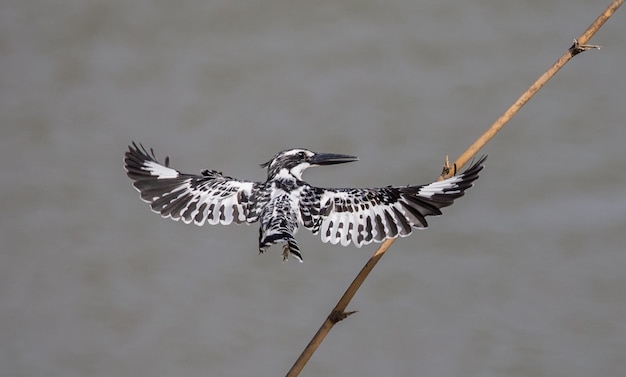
301 156 486 247
125 143 263 225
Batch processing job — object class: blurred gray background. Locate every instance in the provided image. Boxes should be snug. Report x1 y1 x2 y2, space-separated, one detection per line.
2 1 625 376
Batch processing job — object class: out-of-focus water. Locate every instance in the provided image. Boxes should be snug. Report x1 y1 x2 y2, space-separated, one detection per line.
2 1 625 376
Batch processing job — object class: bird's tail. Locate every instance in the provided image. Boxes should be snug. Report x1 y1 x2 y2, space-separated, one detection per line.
259 232 303 263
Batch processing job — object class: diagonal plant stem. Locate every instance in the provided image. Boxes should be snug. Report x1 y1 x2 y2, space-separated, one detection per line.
285 1 623 376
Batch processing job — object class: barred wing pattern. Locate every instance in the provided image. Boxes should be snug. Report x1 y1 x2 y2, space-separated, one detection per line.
125 143 262 225
303 156 486 247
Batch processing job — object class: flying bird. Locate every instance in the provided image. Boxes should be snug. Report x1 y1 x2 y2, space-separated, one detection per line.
125 143 486 262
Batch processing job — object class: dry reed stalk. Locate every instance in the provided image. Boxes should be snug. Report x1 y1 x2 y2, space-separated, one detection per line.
286 1 623 376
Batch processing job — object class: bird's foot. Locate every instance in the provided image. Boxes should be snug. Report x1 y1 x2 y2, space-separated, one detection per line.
281 241 303 263
282 244 290 262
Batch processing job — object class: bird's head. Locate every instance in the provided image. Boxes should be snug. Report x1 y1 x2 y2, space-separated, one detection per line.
260 148 358 180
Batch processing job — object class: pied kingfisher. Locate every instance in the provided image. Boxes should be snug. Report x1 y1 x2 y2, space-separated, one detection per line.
125 143 486 262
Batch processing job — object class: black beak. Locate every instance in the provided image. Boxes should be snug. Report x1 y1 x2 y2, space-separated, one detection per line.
310 152 359 166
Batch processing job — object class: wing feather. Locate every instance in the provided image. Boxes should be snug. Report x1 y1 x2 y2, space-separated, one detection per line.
124 143 261 225
304 156 486 247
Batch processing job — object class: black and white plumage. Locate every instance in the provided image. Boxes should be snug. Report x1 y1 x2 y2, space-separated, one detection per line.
125 142 486 262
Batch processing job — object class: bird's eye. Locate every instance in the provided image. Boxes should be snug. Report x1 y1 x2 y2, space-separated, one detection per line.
298 152 307 159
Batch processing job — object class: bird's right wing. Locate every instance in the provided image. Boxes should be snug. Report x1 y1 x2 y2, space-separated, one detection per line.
301 156 486 247
125 143 264 225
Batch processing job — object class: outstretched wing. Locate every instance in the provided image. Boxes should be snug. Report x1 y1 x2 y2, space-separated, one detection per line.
124 142 263 225
301 156 486 247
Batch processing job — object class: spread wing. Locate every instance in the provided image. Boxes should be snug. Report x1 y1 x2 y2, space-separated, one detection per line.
301 156 486 247
124 143 263 225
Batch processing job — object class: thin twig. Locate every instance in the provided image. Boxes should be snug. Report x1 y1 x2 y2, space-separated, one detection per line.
286 1 623 376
